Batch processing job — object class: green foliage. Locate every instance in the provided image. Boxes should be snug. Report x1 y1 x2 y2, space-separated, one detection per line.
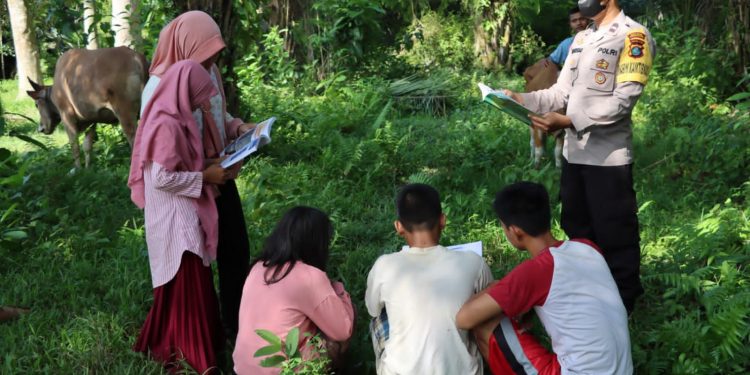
254 328 331 374
509 25 547 70
399 11 475 71
235 26 297 89
0 128 162 373
2 2 750 374
510 0 575 45
0 98 46 247
728 73 750 111
635 196 750 373
285 0 405 78
388 71 457 116
0 151 29 245
138 0 180 58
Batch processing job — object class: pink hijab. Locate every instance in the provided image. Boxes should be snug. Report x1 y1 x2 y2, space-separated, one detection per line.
148 10 232 159
128 60 220 260
149 11 226 77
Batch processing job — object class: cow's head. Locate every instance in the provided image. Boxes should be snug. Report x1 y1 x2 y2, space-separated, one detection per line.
26 78 61 134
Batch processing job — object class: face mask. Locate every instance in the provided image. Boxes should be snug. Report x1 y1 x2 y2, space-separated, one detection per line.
578 0 606 18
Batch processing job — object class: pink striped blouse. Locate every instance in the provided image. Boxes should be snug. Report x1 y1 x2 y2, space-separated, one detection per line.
143 161 210 288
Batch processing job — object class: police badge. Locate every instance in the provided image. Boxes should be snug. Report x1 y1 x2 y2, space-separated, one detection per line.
595 72 607 85
627 32 647 59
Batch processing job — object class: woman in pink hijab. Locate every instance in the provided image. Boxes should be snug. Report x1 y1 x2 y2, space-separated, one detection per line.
129 60 229 373
141 10 254 343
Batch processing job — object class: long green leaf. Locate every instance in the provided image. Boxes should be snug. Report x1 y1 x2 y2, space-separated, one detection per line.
255 329 282 347
254 344 282 357
259 354 286 368
1 203 18 224
3 230 28 240
371 99 392 132
3 112 38 125
727 92 750 101
8 131 48 150
285 327 299 357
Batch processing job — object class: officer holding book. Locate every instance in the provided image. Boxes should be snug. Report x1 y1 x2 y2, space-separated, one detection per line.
503 0 655 314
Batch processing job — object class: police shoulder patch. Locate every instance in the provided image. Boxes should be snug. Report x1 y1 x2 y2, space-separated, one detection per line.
617 28 653 85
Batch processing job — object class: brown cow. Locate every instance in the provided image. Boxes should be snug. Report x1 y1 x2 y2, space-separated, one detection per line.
523 58 564 168
26 46 148 168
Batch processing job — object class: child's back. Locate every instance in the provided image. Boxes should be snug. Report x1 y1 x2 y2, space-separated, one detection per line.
366 245 492 375
456 182 633 375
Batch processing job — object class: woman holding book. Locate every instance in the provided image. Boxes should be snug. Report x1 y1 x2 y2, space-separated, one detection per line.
142 10 256 341
128 60 229 372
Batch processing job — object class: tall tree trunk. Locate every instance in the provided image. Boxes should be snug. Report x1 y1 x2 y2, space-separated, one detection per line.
112 0 140 48
267 0 308 56
473 18 493 68
83 0 98 49
472 0 510 70
6 0 42 98
728 0 750 76
502 18 513 71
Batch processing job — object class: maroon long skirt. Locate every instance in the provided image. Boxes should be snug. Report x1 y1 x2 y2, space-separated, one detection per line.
134 252 223 373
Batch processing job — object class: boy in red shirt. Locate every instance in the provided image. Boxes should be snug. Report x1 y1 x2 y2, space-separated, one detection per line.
456 182 632 374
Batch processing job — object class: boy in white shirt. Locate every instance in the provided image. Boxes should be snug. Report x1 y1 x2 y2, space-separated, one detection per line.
365 183 493 375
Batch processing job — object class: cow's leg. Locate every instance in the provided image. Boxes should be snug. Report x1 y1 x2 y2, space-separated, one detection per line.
111 99 137 147
554 130 564 168
62 118 81 169
532 127 545 168
83 125 96 168
121 117 136 147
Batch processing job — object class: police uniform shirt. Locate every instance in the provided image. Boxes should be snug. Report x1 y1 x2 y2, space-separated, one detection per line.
519 11 656 167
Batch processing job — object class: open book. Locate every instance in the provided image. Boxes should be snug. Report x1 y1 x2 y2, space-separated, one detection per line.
446 241 483 257
220 116 275 168
478 83 537 126
401 241 483 257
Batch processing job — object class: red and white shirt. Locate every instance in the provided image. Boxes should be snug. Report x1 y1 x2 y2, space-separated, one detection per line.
489 239 633 375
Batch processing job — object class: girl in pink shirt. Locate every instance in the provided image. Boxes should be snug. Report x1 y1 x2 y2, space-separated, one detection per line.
233 207 355 375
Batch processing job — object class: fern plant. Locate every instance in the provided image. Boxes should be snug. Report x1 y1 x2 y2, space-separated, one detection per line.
638 195 750 374
388 71 456 116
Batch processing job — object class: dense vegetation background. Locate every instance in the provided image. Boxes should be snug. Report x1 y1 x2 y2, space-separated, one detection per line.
1 0 749 373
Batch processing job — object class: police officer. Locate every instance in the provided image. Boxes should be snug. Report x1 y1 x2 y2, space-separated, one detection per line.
504 0 655 314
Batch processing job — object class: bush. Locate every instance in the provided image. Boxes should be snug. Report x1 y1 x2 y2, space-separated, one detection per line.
398 11 476 71
509 25 547 72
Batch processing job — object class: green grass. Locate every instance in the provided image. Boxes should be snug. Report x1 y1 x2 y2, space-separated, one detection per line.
1 65 748 375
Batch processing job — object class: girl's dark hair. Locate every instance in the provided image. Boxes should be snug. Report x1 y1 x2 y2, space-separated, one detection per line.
251 206 334 284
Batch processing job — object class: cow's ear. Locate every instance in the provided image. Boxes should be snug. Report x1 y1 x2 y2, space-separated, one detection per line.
27 78 42 91
26 90 41 100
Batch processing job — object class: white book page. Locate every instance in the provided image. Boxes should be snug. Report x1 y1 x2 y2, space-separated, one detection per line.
220 116 275 168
